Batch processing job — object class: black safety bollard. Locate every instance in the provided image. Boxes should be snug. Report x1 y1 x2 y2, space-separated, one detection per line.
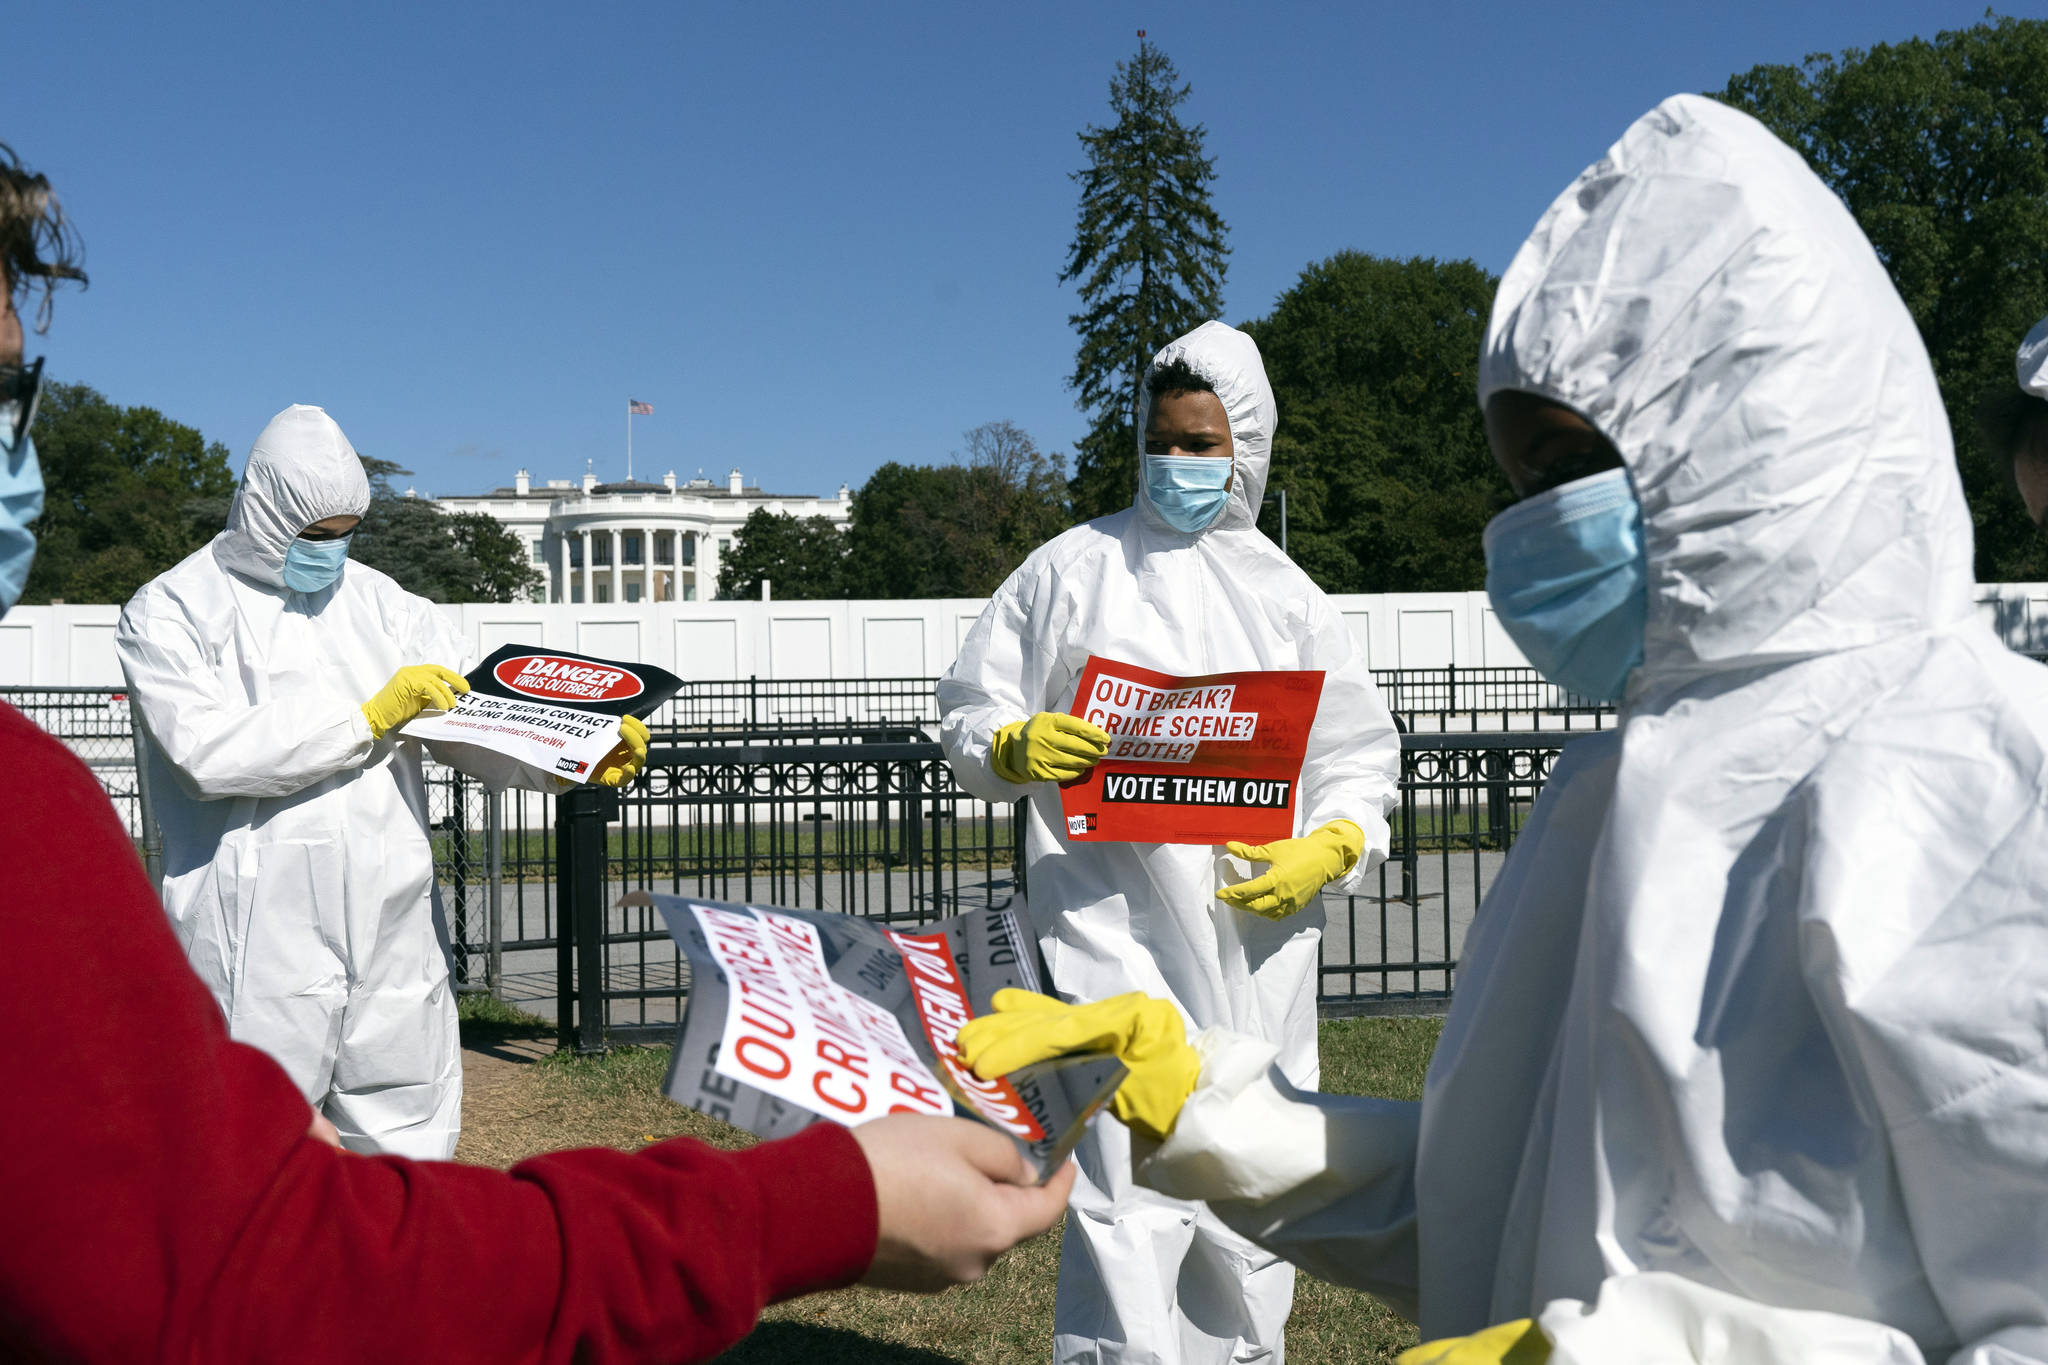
555 784 619 1055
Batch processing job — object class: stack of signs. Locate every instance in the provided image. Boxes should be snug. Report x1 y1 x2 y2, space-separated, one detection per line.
401 644 683 792
636 890 1126 1184
1059 656 1325 845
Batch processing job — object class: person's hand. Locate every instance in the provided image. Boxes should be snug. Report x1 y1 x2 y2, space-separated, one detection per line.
956 989 1200 1144
1215 819 1365 919
361 664 470 739
593 713 649 787
307 1110 343 1149
852 1114 1075 1291
991 712 1111 784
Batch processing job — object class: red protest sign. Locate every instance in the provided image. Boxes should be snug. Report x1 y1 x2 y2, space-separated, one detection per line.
1058 656 1325 845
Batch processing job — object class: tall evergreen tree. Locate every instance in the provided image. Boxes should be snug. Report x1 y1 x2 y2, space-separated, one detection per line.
1062 37 1229 520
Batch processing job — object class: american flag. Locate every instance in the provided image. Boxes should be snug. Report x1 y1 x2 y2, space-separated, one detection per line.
628 399 653 415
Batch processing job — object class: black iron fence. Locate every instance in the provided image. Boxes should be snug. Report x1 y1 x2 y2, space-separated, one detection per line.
2 686 145 834
520 731 1578 1050
1320 733 1568 1012
659 669 1614 734
6 665 1612 751
1372 666 1613 731
11 679 1578 1042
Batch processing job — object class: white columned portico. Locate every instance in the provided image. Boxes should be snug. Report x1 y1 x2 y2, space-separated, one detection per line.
425 466 846 605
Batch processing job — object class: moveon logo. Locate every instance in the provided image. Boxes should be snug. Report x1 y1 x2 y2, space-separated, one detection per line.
494 655 645 703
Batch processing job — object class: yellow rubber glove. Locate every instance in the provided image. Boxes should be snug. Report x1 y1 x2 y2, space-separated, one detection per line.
1397 1319 1549 1365
593 713 650 787
1215 819 1365 920
991 712 1112 784
955 989 1200 1143
361 664 470 739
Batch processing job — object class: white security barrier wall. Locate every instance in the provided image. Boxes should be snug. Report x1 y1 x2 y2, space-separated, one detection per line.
14 583 2048 686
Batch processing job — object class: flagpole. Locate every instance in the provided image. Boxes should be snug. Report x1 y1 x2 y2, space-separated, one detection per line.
626 398 633 483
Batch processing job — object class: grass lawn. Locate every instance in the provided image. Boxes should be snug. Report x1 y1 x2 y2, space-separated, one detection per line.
455 997 1441 1364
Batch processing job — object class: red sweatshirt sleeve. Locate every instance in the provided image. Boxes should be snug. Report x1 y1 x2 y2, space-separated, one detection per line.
0 704 877 1364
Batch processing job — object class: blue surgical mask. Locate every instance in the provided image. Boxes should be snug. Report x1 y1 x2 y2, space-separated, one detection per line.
0 418 44 614
282 533 353 594
1483 467 1646 702
1144 454 1234 533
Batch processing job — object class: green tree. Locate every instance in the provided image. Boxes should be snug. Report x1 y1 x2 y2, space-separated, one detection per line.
1716 15 2048 581
1244 251 1504 593
1063 38 1229 520
23 381 237 604
842 463 955 598
448 512 544 603
845 421 1071 597
716 508 848 600
351 457 543 602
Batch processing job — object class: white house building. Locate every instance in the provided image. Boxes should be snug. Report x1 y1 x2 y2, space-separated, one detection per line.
431 466 851 604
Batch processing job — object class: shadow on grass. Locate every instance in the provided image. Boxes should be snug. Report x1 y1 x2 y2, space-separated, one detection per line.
715 1321 961 1364
456 990 555 1061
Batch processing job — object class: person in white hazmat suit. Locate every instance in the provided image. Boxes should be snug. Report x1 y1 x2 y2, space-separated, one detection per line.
958 95 2048 1364
119 405 501 1160
938 321 1401 1364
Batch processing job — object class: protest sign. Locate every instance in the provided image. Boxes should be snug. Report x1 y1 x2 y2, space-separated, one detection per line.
1058 656 1324 845
401 644 681 791
638 891 1126 1183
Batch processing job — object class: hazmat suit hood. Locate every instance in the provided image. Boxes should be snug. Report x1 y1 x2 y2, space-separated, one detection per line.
1134 320 1275 536
213 404 372 589
1479 94 1976 686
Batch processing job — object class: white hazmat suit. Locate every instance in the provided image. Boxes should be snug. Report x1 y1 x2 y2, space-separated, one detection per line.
117 405 474 1160
939 322 1401 1364
1133 95 2048 1362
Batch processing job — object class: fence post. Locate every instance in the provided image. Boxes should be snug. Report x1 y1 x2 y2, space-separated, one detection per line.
440 771 473 988
1399 749 1420 903
126 697 167 896
486 790 504 996
1013 799 1029 901
555 784 619 1055
1484 749 1511 849
904 758 925 900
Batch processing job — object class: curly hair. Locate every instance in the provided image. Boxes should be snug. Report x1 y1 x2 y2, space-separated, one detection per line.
1146 356 1214 398
1977 387 2048 495
0 143 87 333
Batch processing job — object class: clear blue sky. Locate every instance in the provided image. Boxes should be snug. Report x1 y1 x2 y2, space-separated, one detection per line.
8 1 2034 500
